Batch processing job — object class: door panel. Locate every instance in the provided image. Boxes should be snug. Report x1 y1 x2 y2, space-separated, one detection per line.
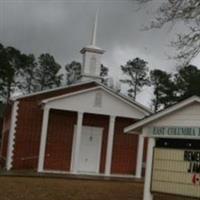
77 127 102 173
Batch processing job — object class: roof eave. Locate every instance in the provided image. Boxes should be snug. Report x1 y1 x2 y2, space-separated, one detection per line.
124 95 200 133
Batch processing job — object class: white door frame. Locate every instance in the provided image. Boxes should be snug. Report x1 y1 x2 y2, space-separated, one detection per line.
70 125 103 174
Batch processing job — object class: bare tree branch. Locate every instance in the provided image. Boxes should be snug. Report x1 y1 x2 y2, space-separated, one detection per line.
137 0 200 64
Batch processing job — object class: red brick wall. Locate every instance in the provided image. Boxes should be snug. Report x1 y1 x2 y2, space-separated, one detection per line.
0 118 3 137
0 104 12 166
12 82 98 170
142 137 148 176
44 110 77 171
111 117 138 175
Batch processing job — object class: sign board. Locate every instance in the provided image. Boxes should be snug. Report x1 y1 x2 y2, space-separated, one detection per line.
151 148 200 198
149 127 200 139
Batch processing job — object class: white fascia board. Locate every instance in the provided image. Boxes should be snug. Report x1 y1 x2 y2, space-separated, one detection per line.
124 95 200 133
12 80 95 101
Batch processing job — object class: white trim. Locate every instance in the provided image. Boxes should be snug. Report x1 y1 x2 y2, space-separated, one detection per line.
70 126 77 172
81 74 102 81
80 46 105 54
143 137 155 200
135 134 144 178
105 116 116 176
125 96 200 133
71 112 83 173
93 127 103 174
6 101 19 170
37 106 50 172
40 169 138 179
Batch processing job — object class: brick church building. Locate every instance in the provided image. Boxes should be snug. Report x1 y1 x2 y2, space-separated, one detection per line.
0 14 151 178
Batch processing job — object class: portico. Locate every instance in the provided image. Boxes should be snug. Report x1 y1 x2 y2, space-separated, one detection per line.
37 85 149 177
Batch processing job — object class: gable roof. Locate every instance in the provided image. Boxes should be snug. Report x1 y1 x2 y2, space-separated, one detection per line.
124 95 200 133
12 80 151 116
41 84 151 116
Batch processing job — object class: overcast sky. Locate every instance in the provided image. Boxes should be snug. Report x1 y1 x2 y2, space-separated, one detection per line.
1 0 199 107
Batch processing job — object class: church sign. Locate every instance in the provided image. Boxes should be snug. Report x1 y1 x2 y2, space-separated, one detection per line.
151 148 200 198
149 127 200 139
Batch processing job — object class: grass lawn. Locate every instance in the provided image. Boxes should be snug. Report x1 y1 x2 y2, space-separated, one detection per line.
0 176 143 200
0 176 198 200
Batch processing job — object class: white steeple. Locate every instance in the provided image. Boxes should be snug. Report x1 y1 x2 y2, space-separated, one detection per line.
80 10 105 81
91 9 98 46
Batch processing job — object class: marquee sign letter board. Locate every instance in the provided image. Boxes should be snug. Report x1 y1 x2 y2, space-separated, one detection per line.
151 148 200 198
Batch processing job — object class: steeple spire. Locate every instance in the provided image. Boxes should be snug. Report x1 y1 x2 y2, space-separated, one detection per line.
91 9 99 46
80 9 105 82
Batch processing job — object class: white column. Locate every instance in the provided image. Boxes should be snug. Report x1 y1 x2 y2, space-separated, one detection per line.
135 134 144 178
143 137 155 200
37 106 50 172
105 116 116 176
72 112 83 173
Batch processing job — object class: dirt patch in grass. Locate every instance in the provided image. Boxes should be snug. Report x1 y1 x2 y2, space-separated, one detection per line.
0 176 143 200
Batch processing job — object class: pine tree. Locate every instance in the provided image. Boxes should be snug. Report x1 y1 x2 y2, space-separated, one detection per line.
175 65 200 100
120 57 150 100
150 69 176 112
35 53 63 91
100 64 109 85
0 44 6 101
0 44 24 102
18 54 38 94
100 64 108 77
65 61 81 85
